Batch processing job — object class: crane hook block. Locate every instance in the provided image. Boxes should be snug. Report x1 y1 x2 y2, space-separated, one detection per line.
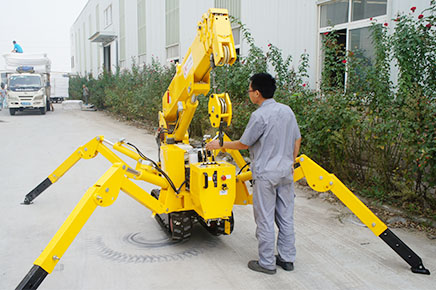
208 93 232 128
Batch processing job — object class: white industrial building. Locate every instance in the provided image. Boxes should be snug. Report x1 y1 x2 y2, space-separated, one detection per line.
71 0 431 88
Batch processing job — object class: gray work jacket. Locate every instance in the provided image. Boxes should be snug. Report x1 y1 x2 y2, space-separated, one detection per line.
240 98 301 182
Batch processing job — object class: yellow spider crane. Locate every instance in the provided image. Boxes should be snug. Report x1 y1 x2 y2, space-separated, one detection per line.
17 8 429 290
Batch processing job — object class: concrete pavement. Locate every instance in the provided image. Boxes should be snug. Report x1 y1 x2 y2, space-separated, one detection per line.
1 105 435 290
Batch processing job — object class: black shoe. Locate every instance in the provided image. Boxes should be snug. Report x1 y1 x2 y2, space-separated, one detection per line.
248 260 276 275
276 255 294 271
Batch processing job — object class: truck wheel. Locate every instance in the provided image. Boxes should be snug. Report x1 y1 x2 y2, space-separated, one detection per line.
40 106 46 115
9 108 16 116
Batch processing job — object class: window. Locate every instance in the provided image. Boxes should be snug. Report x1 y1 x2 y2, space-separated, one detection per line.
96 5 101 70
352 0 387 21
96 4 100 31
119 0 126 62
83 22 87 74
318 0 388 84
104 5 112 28
89 14 93 72
165 0 179 61
71 33 75 69
349 26 375 63
137 0 147 56
88 14 93 36
76 29 81 72
214 0 241 19
9 75 42 88
320 0 349 27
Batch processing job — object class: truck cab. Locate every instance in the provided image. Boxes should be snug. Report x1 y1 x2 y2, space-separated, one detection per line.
3 53 52 115
7 67 50 115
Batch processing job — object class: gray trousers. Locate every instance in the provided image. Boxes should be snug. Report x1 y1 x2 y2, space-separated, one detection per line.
253 178 296 270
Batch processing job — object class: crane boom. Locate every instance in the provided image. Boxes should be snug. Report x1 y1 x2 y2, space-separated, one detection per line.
161 8 236 142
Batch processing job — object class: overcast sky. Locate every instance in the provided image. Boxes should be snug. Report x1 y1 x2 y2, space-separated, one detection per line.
0 0 88 73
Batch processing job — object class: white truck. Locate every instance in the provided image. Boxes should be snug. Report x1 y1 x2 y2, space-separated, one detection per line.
3 53 52 115
50 73 69 103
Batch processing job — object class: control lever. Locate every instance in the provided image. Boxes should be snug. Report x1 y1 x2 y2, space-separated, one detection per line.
202 135 211 161
218 120 225 147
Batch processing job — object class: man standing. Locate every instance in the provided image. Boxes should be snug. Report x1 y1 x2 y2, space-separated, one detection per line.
82 84 90 105
206 73 301 274
0 83 6 111
12 41 23 53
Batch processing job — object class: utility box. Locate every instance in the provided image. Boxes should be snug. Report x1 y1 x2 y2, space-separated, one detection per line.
190 161 236 220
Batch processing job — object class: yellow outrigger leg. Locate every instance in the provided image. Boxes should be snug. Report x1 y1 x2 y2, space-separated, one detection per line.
17 136 170 289
236 154 430 275
17 161 167 289
294 155 430 275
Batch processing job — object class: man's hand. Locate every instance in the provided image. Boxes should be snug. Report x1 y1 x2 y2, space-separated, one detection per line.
206 140 248 151
206 139 221 150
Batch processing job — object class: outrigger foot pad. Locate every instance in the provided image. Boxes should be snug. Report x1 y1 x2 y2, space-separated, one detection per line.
22 178 52 205
412 265 431 275
16 265 48 290
379 228 430 275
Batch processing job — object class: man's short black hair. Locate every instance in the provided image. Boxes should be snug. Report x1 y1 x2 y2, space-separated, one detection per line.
13 40 16 44
250 73 276 99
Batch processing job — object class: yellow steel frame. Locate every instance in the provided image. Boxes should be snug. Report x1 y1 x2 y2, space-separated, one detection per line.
229 153 388 237
26 139 415 276
28 8 240 276
31 136 175 274
160 8 236 143
212 133 252 205
30 133 247 274
294 155 387 236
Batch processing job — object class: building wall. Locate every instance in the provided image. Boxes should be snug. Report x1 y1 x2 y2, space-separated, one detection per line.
144 0 166 64
392 0 430 15
241 0 318 86
120 0 138 69
70 0 430 87
71 0 120 77
179 0 214 62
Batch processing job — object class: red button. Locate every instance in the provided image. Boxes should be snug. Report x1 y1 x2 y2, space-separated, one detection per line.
221 175 226 181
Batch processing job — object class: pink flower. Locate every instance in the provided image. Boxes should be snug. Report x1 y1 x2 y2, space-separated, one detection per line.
302 83 306 87
411 6 416 12
267 43 271 47
394 18 400 22
324 32 329 35
418 14 424 19
370 17 373 21
342 60 347 64
426 23 432 28
384 23 388 27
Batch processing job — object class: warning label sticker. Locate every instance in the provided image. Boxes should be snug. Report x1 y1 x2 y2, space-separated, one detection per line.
183 53 194 79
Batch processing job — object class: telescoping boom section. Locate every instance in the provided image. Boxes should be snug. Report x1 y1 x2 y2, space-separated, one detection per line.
16 8 429 290
160 8 236 143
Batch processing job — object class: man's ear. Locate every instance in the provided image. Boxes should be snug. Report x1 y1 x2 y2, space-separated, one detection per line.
256 91 263 100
